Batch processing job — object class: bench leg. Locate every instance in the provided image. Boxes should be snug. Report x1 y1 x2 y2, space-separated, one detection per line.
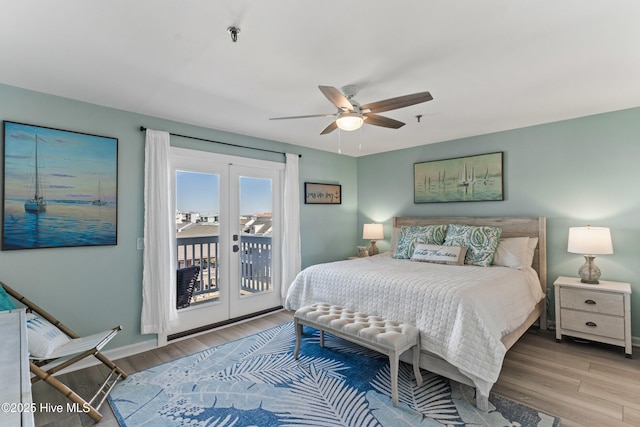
294 319 302 359
389 350 399 407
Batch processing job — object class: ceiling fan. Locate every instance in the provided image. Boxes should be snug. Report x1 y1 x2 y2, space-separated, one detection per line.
270 85 433 135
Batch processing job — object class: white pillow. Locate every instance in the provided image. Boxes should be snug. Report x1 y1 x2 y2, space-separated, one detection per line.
411 244 467 265
492 237 534 269
26 312 70 358
525 237 539 267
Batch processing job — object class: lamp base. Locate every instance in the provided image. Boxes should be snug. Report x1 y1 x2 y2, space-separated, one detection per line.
578 255 601 284
368 240 379 256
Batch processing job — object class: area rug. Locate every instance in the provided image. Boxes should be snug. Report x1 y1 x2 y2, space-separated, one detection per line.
108 322 559 426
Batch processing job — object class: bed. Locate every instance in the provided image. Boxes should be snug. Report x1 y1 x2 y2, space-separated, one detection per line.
284 216 547 410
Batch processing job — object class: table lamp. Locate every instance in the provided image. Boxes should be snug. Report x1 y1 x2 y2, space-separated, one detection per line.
567 226 613 284
363 223 384 256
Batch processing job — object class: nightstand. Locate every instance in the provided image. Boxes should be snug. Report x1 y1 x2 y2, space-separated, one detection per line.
554 276 632 358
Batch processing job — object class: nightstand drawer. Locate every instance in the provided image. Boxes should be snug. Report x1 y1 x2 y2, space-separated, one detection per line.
560 309 625 340
559 288 624 316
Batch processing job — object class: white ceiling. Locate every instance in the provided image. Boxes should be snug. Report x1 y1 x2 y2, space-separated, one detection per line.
1 1 639 157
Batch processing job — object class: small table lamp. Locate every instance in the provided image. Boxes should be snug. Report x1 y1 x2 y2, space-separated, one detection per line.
363 223 384 256
567 226 613 284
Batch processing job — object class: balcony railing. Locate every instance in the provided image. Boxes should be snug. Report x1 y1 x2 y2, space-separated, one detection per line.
240 235 272 292
177 235 219 300
177 234 272 305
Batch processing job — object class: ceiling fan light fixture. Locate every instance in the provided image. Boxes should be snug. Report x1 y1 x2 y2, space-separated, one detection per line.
336 113 364 131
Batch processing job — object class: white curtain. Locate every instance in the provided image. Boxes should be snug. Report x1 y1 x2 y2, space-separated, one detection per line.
281 153 301 298
140 129 178 335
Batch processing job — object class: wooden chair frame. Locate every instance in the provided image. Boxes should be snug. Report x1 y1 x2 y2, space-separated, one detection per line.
1 281 127 422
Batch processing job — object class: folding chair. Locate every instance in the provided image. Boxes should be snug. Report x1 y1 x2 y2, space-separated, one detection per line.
176 265 200 309
1 281 127 422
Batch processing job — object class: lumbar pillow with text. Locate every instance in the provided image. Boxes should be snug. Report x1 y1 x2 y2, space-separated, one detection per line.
393 225 449 259
411 244 467 265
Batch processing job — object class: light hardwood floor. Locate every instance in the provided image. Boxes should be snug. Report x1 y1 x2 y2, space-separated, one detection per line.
31 311 639 427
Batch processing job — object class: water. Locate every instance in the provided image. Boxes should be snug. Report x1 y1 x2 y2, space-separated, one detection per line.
414 178 502 203
2 199 116 249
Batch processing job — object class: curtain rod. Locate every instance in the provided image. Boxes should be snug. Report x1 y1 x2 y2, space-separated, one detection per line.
139 126 301 158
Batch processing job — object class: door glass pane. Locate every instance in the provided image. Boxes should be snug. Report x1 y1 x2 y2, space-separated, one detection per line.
176 171 220 305
239 176 273 296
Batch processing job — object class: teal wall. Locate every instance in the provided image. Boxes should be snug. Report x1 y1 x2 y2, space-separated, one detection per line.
2 81 638 348
0 83 357 348
357 107 640 336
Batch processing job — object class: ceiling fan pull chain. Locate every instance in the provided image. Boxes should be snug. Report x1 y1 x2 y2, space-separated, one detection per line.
338 129 342 154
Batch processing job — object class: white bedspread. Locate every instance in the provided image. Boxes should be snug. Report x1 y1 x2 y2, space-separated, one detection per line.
284 253 544 397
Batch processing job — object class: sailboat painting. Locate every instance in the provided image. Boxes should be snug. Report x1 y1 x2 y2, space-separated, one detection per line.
2 121 118 250
414 152 503 203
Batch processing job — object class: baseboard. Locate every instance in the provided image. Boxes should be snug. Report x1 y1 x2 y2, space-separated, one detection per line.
55 309 287 375
55 337 158 375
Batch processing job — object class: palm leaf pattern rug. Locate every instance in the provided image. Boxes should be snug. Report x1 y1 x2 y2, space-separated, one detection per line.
108 322 559 426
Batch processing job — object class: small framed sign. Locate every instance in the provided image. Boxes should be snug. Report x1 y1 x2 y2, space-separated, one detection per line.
304 182 341 204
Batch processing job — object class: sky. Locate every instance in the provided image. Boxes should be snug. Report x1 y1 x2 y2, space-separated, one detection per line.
176 171 272 215
3 121 117 202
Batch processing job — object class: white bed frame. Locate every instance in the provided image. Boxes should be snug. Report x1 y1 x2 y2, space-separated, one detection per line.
394 216 547 410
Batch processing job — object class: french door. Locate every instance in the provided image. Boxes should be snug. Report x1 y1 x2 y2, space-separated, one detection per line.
169 148 283 336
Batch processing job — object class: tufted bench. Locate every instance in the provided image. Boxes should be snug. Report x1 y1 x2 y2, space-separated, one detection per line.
294 303 423 407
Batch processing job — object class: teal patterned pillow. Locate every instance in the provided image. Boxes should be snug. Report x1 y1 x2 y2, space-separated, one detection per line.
0 285 16 311
393 225 448 259
443 224 502 267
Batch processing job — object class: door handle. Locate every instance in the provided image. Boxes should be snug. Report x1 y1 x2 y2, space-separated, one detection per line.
233 245 239 252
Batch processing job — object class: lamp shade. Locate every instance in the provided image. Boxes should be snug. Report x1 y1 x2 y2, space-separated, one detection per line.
567 226 613 255
336 113 364 131
363 223 384 240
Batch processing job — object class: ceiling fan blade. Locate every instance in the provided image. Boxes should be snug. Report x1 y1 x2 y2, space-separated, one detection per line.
270 113 335 120
320 120 338 135
364 113 405 129
319 86 353 111
361 91 433 114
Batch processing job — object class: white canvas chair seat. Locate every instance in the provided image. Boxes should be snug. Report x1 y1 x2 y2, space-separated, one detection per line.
31 326 121 366
1 280 127 422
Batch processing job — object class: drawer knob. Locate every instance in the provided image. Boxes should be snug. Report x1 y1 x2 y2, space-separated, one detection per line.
584 299 596 305
585 321 597 327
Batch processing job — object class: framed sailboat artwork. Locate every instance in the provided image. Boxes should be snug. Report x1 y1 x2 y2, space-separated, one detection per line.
2 121 118 250
413 152 504 203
